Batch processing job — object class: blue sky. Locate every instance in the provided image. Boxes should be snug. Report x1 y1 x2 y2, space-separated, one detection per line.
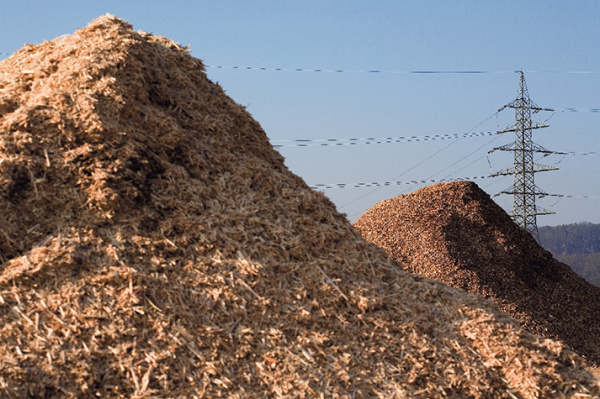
1 1 599 225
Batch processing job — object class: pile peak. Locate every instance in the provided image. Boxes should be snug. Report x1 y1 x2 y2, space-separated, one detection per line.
0 17 599 397
354 180 600 367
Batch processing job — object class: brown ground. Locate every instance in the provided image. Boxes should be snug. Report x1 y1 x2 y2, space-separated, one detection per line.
0 15 598 398
354 181 600 368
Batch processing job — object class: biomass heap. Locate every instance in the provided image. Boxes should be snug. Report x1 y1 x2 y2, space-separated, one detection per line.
0 15 598 398
354 181 600 367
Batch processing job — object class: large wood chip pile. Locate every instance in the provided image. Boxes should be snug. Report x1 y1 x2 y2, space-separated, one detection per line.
0 15 598 398
354 181 600 368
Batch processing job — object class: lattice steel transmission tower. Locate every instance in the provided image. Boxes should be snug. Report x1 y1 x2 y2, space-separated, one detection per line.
490 71 557 242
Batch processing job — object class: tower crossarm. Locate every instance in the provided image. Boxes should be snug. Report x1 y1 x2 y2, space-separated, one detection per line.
533 207 556 216
490 163 558 178
502 207 555 217
489 142 556 154
488 143 515 153
497 122 549 134
530 143 555 154
489 167 515 178
500 104 554 113
532 163 559 173
500 184 554 196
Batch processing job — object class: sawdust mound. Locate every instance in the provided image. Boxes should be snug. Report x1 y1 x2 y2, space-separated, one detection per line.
354 181 600 368
0 15 598 398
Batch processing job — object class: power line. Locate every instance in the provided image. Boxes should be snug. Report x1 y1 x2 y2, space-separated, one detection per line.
552 107 600 113
340 111 501 212
311 175 492 190
340 135 463 212
271 131 497 148
3 51 599 75
414 110 506 185
206 64 600 75
438 135 504 181
392 122 507 200
339 128 463 208
538 193 600 199
3 48 600 75
554 150 600 156
4 49 600 78
207 65 506 74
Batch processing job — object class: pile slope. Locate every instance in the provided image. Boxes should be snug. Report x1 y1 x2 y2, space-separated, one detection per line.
0 15 598 398
354 181 600 367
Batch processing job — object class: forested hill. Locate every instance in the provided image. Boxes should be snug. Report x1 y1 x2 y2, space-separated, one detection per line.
539 223 600 255
539 223 600 287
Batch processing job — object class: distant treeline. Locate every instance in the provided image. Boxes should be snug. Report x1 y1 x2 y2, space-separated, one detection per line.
539 223 600 287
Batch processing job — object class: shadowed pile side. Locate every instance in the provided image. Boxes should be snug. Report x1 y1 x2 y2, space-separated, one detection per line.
0 16 598 398
354 181 600 367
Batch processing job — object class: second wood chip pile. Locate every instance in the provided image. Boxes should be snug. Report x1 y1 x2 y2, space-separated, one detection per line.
354 181 600 369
